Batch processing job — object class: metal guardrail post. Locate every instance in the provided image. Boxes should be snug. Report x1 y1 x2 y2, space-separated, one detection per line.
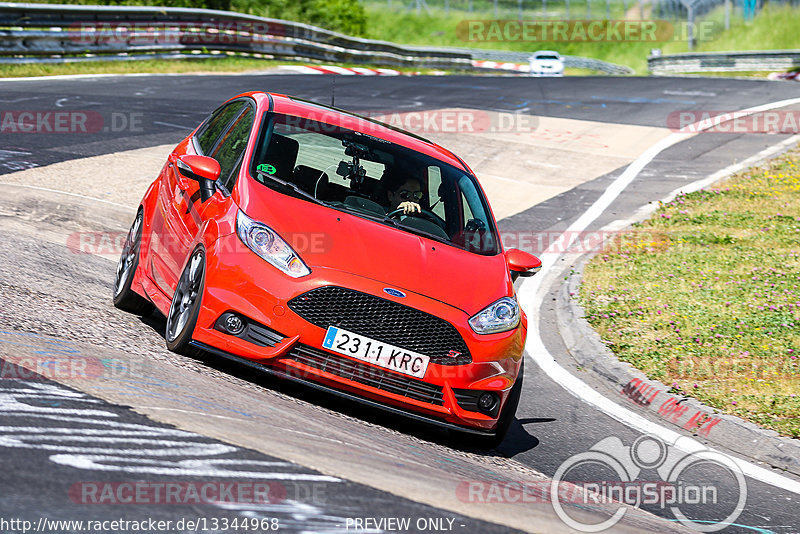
648 49 800 74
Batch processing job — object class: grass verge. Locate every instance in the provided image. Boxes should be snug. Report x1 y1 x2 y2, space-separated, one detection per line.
0 57 282 78
0 56 457 78
580 146 800 438
364 3 800 74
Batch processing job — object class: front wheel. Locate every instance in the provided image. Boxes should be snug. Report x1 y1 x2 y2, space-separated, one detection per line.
113 210 154 316
165 247 205 355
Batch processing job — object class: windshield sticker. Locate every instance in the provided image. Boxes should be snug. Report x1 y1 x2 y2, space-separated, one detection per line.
257 163 277 175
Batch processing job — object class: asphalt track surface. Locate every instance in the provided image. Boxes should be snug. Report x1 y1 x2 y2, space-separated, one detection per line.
1 73 800 533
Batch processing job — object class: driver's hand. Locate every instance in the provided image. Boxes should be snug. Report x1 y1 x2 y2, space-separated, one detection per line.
398 201 421 214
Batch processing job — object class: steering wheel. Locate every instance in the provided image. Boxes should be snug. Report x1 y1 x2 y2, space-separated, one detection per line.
386 208 446 229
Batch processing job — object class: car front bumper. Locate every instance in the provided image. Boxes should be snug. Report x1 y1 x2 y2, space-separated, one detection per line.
189 233 527 432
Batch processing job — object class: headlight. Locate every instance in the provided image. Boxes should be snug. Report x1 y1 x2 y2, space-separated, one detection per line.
236 210 310 278
468 297 520 334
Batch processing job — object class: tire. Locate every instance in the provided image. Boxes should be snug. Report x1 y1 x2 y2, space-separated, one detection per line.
474 358 525 449
113 209 154 316
165 247 205 356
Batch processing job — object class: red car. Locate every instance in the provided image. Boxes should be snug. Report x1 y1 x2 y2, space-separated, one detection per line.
113 92 541 445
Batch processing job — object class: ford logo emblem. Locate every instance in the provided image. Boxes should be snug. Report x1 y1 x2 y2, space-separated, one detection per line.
383 288 406 298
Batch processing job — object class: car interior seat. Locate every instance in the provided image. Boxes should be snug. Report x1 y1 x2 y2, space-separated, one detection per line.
260 134 299 179
293 165 329 198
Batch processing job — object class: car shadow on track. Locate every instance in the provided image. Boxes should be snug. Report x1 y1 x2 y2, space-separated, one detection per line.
135 311 551 456
495 418 555 457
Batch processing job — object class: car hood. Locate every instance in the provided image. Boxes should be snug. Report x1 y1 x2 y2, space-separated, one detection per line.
238 191 512 316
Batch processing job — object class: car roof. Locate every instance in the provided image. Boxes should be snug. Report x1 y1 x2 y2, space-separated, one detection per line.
246 92 471 172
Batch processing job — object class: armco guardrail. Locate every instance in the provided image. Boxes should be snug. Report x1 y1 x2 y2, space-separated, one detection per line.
648 49 800 75
0 2 473 69
0 2 632 75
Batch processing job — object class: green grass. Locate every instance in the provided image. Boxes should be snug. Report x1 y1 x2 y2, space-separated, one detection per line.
0 57 282 78
691 4 800 54
580 148 800 438
363 3 800 74
0 55 449 78
365 7 660 73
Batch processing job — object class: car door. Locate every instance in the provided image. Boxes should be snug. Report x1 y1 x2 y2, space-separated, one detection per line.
150 100 251 294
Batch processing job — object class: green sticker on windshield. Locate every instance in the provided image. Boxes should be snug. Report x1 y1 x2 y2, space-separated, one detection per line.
257 163 277 175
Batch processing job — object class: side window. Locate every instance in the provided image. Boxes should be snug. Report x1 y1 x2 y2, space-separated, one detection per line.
223 159 243 193
426 166 444 219
458 174 497 254
195 101 247 155
210 105 256 190
461 192 475 221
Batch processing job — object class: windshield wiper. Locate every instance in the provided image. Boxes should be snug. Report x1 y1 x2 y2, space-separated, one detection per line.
380 216 451 245
255 169 328 207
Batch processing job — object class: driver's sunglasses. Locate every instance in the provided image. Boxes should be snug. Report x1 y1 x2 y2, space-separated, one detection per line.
398 190 425 201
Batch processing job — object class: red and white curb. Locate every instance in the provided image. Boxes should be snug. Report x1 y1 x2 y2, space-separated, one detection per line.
471 60 529 72
279 62 532 75
768 71 800 81
278 65 402 75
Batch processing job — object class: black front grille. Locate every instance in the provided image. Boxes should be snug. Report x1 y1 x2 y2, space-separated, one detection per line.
288 344 444 406
287 286 471 365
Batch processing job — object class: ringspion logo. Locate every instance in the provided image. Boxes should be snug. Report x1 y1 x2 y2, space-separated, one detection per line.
551 435 746 532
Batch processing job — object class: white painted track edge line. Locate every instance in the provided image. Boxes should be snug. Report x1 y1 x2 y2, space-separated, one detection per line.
519 97 800 495
0 182 133 209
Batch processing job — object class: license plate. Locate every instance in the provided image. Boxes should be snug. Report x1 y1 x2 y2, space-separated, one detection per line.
322 326 429 379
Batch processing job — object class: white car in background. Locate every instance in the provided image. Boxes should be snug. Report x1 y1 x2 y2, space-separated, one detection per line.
528 51 564 77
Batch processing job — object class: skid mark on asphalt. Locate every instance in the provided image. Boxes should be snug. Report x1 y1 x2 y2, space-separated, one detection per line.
0 330 525 533
0 369 343 479
0 357 364 532
0 149 36 172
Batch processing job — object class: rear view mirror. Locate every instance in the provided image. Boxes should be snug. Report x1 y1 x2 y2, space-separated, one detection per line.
505 248 542 282
176 155 221 202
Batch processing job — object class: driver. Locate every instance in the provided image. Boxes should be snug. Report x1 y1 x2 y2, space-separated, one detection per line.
381 168 424 215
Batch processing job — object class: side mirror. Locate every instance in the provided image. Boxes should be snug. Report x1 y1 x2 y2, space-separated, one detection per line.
176 155 221 202
505 248 542 282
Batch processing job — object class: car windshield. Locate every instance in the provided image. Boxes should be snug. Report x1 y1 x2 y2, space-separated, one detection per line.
249 112 500 256
535 54 560 60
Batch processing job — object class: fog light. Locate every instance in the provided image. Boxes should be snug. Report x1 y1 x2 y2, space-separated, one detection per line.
477 392 499 415
223 313 245 335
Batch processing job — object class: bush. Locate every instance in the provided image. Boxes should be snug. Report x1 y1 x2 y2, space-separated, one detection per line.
32 0 232 9
30 0 366 36
234 0 366 36
301 0 367 36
